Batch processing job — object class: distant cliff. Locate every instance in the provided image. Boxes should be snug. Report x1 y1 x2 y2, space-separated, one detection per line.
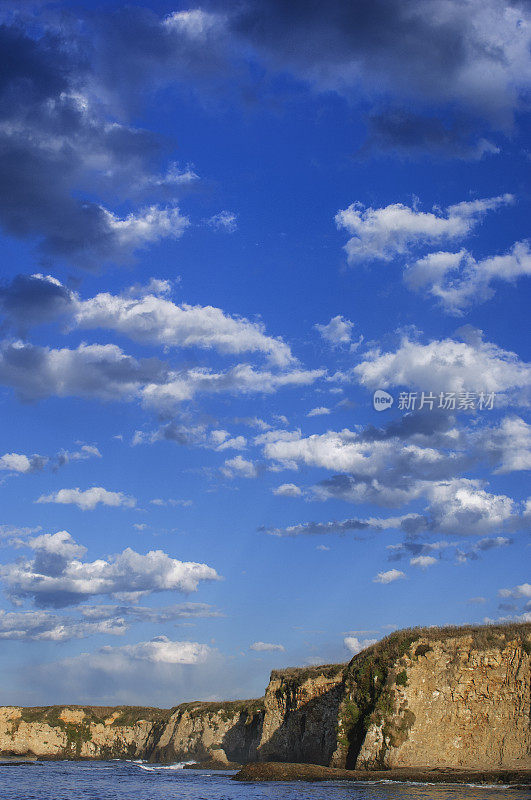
0 622 529 769
0 706 165 760
144 700 264 764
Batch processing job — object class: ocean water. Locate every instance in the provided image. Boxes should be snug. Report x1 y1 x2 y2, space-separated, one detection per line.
0 761 526 800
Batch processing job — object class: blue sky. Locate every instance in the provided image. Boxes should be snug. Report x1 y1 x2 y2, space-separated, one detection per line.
0 0 529 706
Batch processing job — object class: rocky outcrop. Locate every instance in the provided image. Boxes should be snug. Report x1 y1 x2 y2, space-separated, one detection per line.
0 706 166 759
233 761 531 786
257 663 345 764
0 622 529 769
331 623 531 770
144 700 264 764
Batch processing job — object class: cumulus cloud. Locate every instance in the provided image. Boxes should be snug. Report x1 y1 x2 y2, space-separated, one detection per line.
405 240 531 313
272 483 302 497
0 340 322 410
474 416 531 474
0 531 220 607
37 487 136 511
55 445 101 469
344 635 378 655
249 641 284 652
21 634 224 706
0 275 294 367
307 407 331 417
0 20 198 269
232 0 531 136
72 282 293 366
335 195 512 264
0 452 47 474
353 333 531 401
315 315 356 346
141 364 324 413
260 424 463 506
221 455 258 479
410 555 437 568
107 636 212 665
499 582 531 599
373 568 405 584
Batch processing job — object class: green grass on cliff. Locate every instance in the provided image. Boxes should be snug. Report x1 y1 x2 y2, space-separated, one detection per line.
336 621 531 769
169 699 265 721
16 705 171 728
270 663 345 688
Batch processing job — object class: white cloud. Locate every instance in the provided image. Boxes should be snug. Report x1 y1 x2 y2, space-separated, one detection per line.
57 445 101 465
410 555 437 568
336 195 512 264
260 427 453 501
221 455 258 479
141 364 324 413
0 609 127 642
0 533 220 607
421 479 518 536
207 211 237 232
29 530 87 559
37 487 136 511
273 483 302 497
307 406 330 417
101 205 190 252
373 569 406 584
0 453 46 473
405 240 531 313
112 636 212 665
249 641 285 652
344 636 378 655
215 435 247 451
315 315 355 346
475 415 531 473
0 341 322 411
73 284 292 366
499 582 531 599
353 334 531 400
164 8 222 40
22 635 224 706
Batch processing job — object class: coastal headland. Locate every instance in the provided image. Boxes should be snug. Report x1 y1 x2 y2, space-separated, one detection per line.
0 622 529 780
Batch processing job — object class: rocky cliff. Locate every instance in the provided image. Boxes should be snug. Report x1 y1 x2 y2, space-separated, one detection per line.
256 663 345 764
0 706 166 760
0 622 529 768
331 623 531 770
144 700 264 764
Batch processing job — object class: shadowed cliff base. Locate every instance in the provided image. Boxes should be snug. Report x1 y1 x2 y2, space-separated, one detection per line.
233 762 531 786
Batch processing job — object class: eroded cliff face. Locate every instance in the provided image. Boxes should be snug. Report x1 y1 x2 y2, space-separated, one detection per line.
0 706 165 759
1 623 528 768
144 700 264 764
332 624 531 770
257 663 345 764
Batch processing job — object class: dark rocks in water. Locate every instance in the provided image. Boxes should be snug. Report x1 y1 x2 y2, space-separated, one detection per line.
184 758 241 770
232 761 531 786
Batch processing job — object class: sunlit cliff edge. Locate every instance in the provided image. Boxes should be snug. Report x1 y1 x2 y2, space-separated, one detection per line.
0 622 529 770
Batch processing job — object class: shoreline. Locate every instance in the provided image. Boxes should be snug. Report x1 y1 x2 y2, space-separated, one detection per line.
232 761 531 787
